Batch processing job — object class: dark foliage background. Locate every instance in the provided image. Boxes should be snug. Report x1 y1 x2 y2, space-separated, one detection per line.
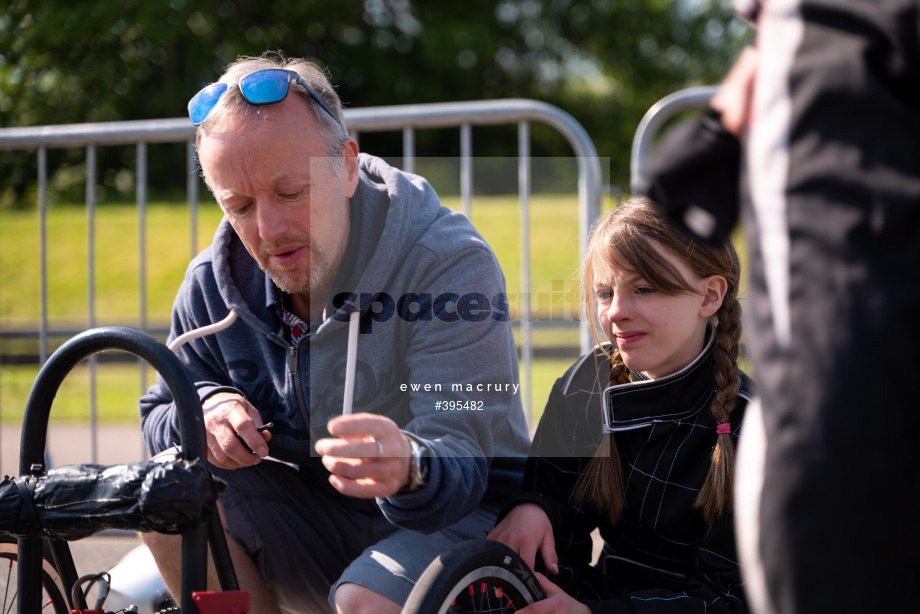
0 0 750 207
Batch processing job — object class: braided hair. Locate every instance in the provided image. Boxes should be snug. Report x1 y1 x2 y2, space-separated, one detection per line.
572 197 743 525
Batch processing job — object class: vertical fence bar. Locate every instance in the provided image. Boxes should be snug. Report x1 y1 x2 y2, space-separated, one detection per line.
38 147 49 366
137 141 150 458
578 159 593 354
402 126 415 174
187 140 199 258
27 148 50 464
460 124 472 219
137 142 148 393
86 144 98 463
517 121 532 423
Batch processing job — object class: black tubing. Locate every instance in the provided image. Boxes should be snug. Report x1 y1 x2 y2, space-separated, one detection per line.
17 326 207 614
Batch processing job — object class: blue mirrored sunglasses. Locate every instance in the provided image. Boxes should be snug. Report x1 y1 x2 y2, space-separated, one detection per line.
188 68 336 126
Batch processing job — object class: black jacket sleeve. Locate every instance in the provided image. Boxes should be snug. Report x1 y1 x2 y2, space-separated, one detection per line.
498 355 609 569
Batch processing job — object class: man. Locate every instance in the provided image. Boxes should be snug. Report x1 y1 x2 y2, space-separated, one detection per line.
140 52 529 613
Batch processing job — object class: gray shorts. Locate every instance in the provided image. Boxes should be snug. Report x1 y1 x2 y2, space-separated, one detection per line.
330 504 498 608
211 458 497 614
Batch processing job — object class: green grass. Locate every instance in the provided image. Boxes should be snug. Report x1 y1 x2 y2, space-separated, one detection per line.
0 202 225 328
0 195 593 327
1 361 152 423
0 356 576 427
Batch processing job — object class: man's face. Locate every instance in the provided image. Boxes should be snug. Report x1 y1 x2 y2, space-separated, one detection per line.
198 96 359 307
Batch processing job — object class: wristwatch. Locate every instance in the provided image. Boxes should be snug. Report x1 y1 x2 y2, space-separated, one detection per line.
401 436 430 492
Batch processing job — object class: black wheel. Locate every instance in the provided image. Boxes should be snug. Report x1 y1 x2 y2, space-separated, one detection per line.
0 536 69 614
403 539 545 614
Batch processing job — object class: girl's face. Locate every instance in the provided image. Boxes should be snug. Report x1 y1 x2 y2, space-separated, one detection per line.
594 240 726 379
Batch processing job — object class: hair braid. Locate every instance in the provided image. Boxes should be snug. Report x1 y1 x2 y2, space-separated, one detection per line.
571 348 632 524
695 284 743 523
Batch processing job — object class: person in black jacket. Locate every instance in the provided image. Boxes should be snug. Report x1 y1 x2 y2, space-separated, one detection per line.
489 197 752 613
710 2 920 612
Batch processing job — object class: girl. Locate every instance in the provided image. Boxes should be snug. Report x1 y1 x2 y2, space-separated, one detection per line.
489 197 752 613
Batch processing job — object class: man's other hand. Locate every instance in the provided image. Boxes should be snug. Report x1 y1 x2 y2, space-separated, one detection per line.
315 413 412 499
202 392 271 469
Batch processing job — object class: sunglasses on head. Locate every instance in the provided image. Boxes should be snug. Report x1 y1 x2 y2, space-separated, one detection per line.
188 68 336 126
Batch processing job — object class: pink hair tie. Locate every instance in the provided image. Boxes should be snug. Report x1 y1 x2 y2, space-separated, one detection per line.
716 423 731 435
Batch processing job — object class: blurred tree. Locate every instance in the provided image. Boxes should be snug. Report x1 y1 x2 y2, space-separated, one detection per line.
0 0 750 207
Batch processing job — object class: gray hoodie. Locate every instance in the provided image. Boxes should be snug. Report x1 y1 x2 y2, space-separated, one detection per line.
140 154 529 530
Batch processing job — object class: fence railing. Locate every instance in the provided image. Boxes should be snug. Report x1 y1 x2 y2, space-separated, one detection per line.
630 85 717 190
0 98 604 466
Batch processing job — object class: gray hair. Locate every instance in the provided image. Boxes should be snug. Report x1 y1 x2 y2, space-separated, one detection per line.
195 52 349 172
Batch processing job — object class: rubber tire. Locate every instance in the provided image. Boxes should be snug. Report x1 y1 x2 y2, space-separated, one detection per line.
403 539 545 614
0 536 70 614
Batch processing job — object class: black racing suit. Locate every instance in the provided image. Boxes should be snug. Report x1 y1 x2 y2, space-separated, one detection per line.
742 1 920 612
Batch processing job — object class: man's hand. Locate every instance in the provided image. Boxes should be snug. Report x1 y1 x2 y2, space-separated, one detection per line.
201 392 271 469
314 413 412 499
488 503 559 574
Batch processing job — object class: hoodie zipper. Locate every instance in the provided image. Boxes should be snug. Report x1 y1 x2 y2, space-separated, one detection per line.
287 341 310 430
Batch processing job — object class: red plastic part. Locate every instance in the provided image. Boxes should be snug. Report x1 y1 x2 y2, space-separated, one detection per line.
70 610 105 614
192 590 250 614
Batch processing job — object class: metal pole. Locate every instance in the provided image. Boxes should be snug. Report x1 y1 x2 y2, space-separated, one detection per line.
518 121 532 424
188 140 199 258
137 142 149 457
402 126 415 174
460 124 472 218
86 144 98 463
38 147 48 366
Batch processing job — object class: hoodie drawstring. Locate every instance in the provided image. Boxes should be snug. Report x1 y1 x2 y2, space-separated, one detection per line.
342 309 361 415
168 309 239 354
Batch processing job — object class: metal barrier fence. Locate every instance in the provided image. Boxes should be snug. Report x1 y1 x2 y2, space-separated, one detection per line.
0 98 603 465
630 85 717 190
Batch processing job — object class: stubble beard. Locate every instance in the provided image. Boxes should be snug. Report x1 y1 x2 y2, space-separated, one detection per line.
258 245 330 297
